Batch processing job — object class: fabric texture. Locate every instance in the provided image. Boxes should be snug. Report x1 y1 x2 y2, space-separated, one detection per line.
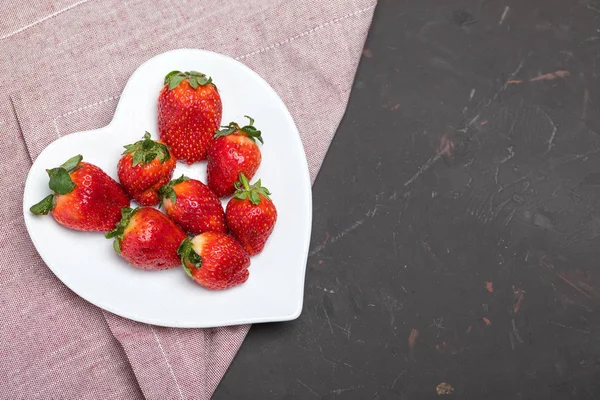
0 0 376 398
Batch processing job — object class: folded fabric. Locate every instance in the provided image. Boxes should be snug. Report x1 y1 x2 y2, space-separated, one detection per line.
1 0 376 398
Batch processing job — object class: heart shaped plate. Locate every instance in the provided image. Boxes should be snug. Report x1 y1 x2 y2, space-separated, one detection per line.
22 49 312 328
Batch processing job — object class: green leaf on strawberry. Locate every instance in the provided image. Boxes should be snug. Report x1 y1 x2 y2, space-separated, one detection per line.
164 70 213 91
30 155 84 215
164 70 180 84
198 76 212 85
123 132 171 167
60 154 83 172
214 115 263 144
177 238 202 278
168 75 186 90
214 126 236 138
113 237 121 254
105 207 139 254
233 173 271 205
47 167 76 195
45 154 84 195
158 175 189 205
29 194 56 215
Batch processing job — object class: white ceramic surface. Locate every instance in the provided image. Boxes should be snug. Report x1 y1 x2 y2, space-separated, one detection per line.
23 49 312 328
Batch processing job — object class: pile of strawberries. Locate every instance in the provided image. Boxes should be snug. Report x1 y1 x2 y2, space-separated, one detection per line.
30 70 277 290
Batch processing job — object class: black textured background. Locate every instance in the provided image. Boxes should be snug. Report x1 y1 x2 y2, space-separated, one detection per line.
215 0 600 398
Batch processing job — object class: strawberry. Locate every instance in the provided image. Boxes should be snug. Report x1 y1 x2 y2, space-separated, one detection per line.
117 132 176 206
159 175 227 235
177 232 250 289
106 207 187 270
30 155 130 232
207 115 263 197
158 70 222 164
225 174 277 255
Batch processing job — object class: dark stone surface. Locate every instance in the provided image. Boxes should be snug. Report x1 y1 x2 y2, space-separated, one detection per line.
214 0 600 398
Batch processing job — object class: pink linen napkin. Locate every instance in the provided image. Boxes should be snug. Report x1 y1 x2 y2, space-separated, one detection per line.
1 0 376 398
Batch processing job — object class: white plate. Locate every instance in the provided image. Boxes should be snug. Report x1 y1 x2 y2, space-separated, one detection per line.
23 49 312 328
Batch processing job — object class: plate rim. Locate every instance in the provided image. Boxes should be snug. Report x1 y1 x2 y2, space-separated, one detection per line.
22 48 312 328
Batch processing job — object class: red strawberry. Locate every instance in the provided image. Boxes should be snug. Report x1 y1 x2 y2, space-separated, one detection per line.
177 232 250 290
159 175 227 235
225 174 277 255
117 132 176 206
106 207 187 270
30 155 130 232
158 70 222 164
207 116 263 197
